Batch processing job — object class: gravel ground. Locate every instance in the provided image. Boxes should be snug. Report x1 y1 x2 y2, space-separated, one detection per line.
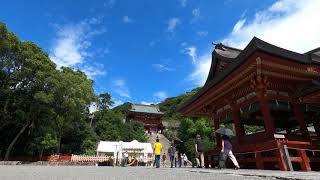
0 166 318 180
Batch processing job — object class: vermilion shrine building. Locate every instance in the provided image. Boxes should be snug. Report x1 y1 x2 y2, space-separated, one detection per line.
126 104 164 133
178 37 320 171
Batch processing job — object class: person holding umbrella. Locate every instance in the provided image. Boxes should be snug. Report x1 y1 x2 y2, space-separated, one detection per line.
216 127 240 170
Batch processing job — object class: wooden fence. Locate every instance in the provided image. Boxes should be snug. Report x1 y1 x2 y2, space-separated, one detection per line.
70 155 112 162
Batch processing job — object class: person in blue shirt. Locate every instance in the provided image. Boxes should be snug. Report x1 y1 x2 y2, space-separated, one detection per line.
195 134 205 168
221 135 240 170
167 143 176 168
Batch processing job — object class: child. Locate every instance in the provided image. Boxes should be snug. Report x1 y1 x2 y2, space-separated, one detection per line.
162 153 167 167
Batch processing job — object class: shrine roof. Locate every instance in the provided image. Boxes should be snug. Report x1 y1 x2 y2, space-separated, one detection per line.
292 80 320 99
129 104 164 115
178 37 320 114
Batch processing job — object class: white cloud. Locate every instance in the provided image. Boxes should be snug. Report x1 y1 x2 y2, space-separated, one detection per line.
178 0 187 7
232 19 246 34
153 91 168 101
192 8 200 17
197 31 208 37
81 63 106 79
167 18 181 32
180 42 187 46
50 24 87 67
123 16 134 23
49 18 106 78
152 64 174 71
112 79 131 98
104 0 116 8
188 53 211 86
191 8 201 23
222 0 320 53
140 101 157 105
184 46 197 64
112 99 124 108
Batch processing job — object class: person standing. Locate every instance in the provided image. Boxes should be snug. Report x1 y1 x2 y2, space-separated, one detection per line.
168 143 176 168
153 138 162 168
162 153 167 167
123 151 129 166
195 134 205 168
182 153 188 167
221 135 240 170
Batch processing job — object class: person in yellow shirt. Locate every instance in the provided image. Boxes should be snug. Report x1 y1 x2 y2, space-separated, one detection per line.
153 138 162 168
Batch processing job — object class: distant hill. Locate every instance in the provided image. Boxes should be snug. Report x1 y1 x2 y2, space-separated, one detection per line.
112 102 132 115
112 87 201 118
158 87 201 118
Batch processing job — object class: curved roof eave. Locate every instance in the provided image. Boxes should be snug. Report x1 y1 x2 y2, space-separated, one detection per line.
177 37 319 114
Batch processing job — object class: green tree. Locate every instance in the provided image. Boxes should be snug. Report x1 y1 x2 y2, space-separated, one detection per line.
98 93 113 110
0 23 57 160
178 117 214 164
51 67 96 153
31 127 58 160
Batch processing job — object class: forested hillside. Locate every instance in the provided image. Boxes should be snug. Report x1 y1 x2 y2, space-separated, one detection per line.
158 88 215 164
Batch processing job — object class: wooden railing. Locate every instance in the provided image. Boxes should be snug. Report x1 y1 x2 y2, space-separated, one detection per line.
71 155 112 162
205 139 320 171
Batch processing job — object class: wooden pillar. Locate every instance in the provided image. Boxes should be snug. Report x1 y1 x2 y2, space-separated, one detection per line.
293 104 310 141
259 97 275 137
275 143 288 171
297 149 311 171
255 152 264 169
232 107 243 144
213 116 221 148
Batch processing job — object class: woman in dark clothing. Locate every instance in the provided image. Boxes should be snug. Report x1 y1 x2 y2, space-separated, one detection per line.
221 135 240 169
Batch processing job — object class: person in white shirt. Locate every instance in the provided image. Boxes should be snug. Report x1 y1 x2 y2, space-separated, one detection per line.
183 153 188 167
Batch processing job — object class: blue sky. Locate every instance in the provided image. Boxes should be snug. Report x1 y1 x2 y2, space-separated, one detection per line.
1 0 320 107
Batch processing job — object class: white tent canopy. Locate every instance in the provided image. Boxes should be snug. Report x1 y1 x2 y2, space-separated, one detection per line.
96 140 153 160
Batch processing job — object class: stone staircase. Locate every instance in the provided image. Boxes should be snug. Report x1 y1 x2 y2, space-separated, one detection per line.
147 133 172 167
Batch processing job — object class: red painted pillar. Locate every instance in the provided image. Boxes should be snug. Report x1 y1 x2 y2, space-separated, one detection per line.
259 97 275 138
255 152 264 169
232 106 243 144
275 142 288 171
275 148 288 171
213 116 221 148
293 103 310 141
297 149 311 171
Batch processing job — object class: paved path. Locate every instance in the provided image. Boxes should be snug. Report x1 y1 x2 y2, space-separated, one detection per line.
0 166 319 180
148 133 172 167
